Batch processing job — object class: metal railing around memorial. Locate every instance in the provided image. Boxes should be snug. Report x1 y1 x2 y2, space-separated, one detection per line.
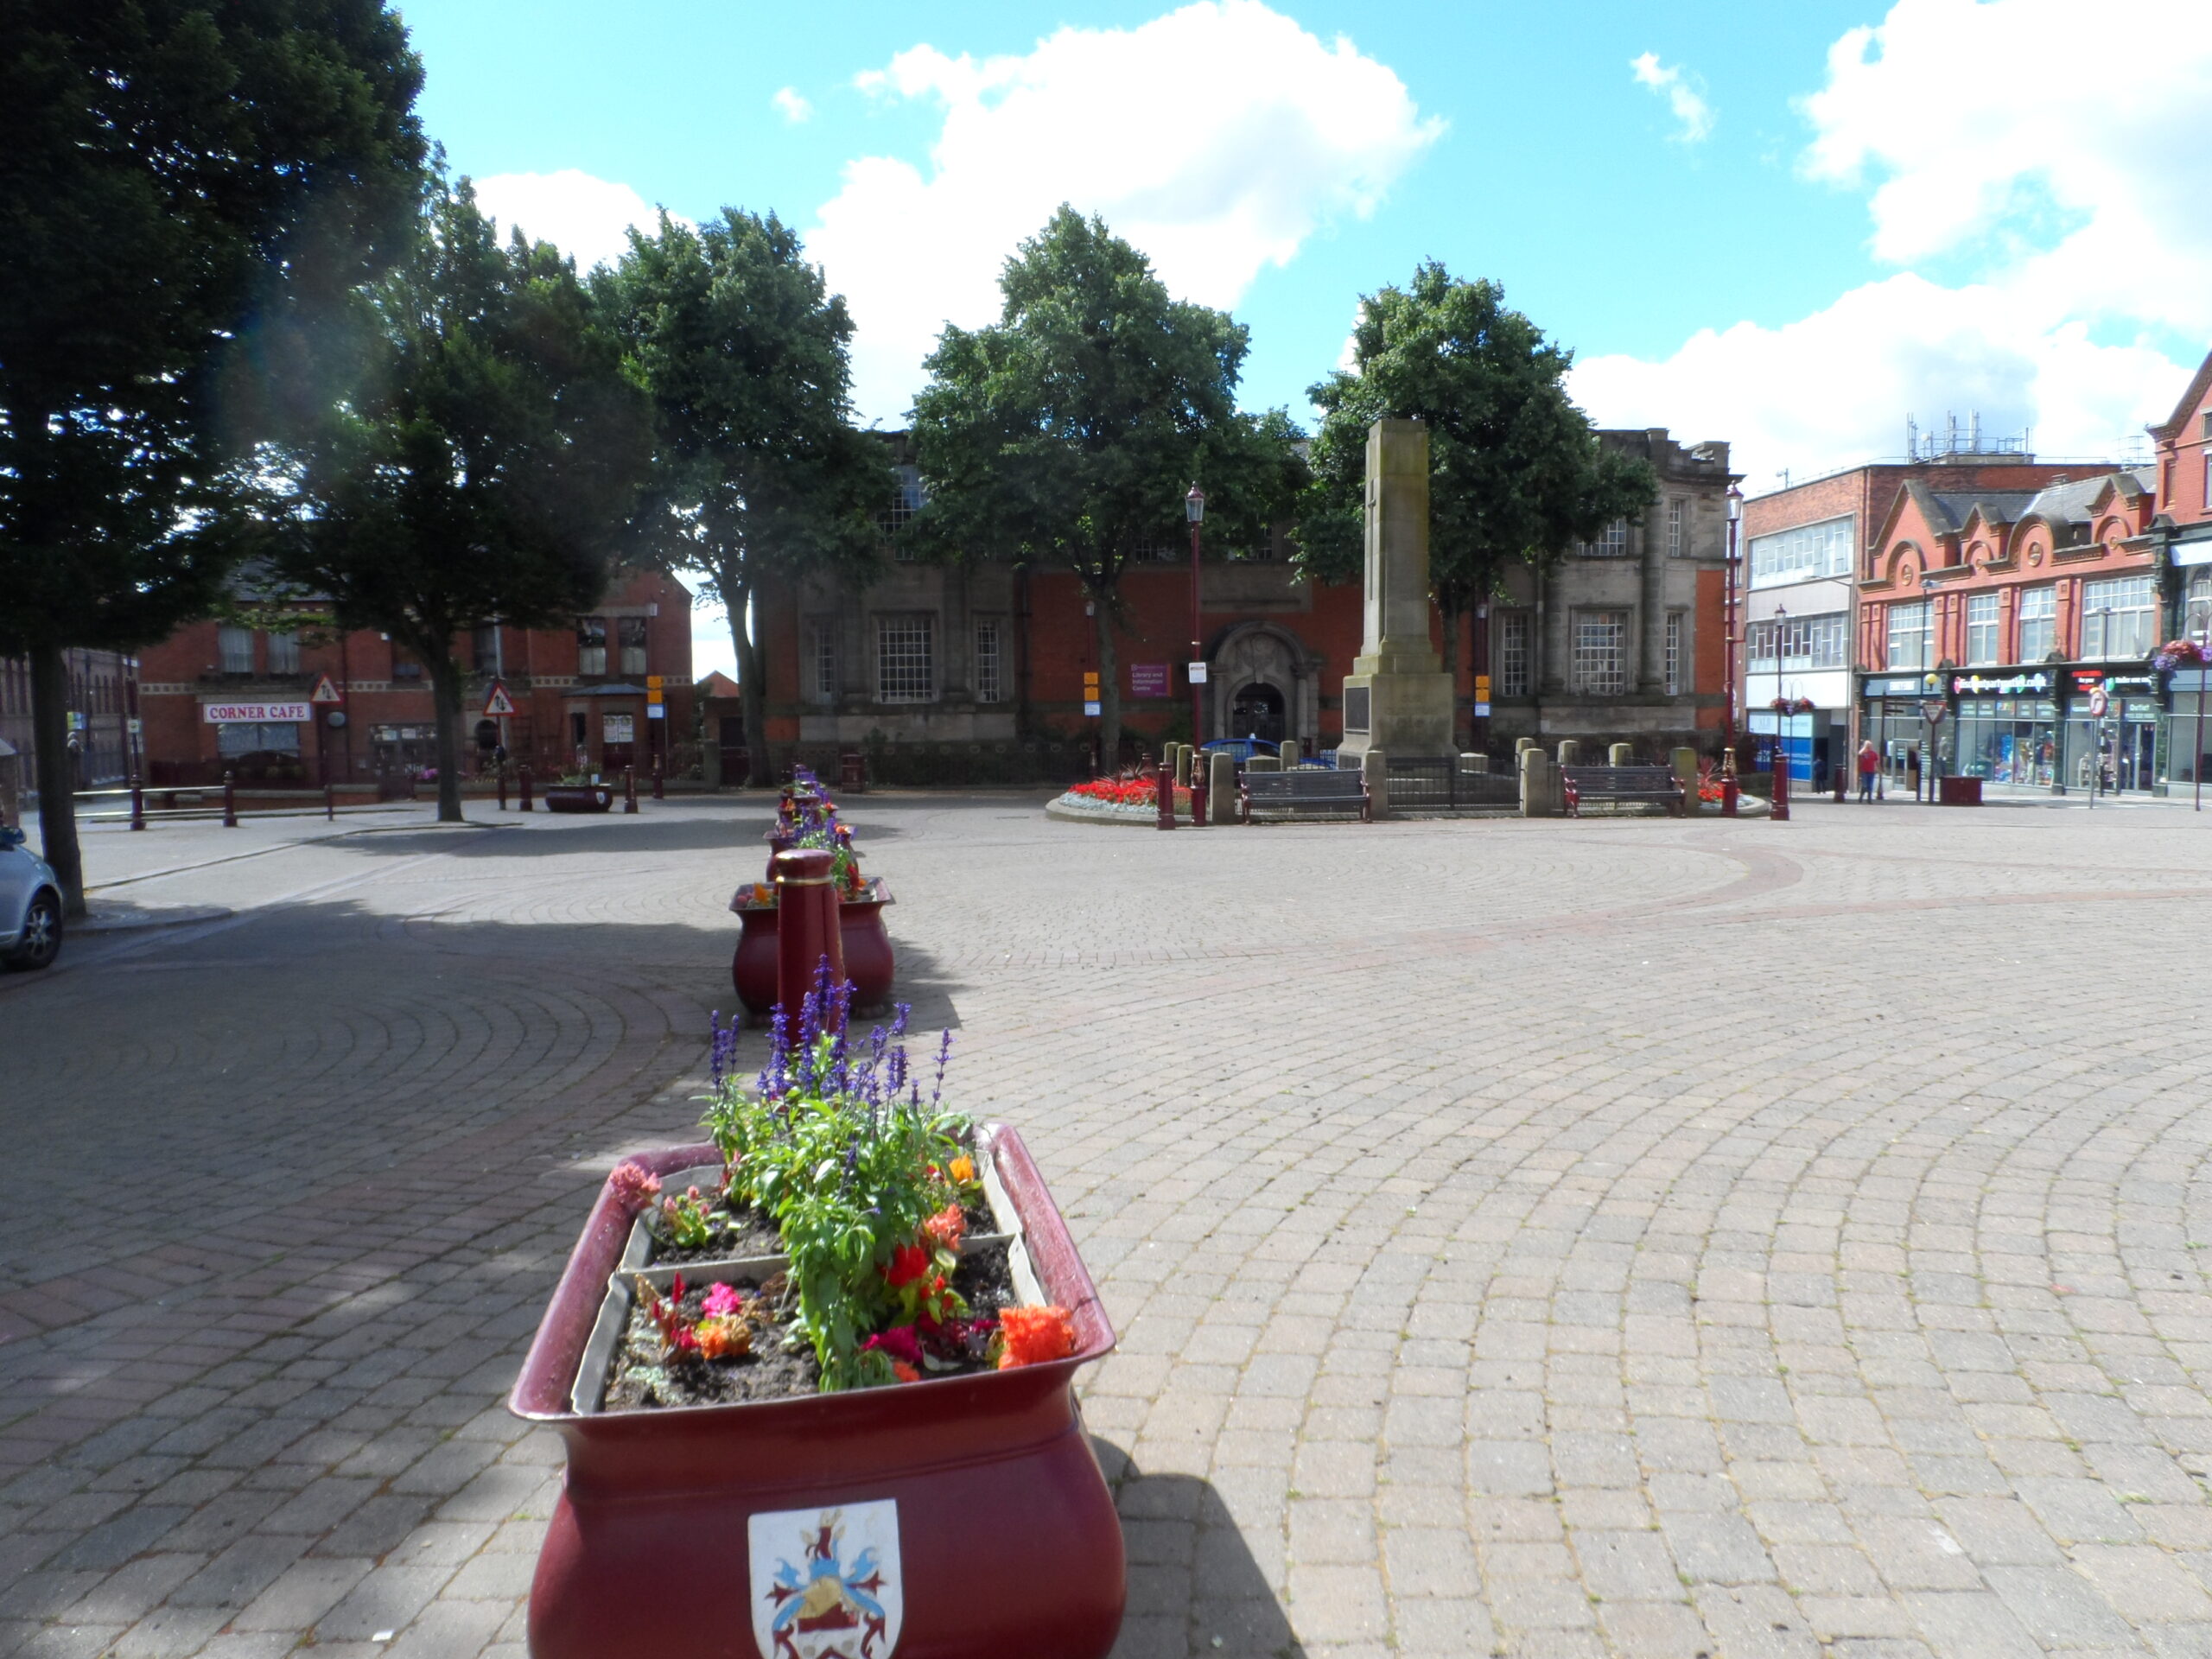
1382 756 1520 810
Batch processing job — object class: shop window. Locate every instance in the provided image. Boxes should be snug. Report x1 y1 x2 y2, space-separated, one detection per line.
2018 586 2056 660
876 615 936 703
215 721 301 756
1885 601 1930 670
618 616 649 677
1966 594 1999 665
218 625 254 675
1664 612 1683 695
976 620 1003 703
2082 575 2154 658
1571 611 1627 695
1497 611 1530 696
576 617 607 677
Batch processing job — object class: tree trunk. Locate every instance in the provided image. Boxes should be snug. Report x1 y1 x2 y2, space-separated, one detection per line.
1090 585 1122 772
1437 596 1463 751
429 657 466 823
728 571 769 788
28 640 85 918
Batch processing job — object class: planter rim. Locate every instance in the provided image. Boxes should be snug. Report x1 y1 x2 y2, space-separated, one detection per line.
728 878 893 915
509 1123 1111 1427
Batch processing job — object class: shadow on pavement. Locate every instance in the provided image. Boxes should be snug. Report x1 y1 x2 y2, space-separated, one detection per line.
1091 1439 1303 1659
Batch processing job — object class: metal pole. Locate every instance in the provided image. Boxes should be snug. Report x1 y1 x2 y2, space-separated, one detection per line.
1189 515 1205 756
497 765 507 810
624 765 638 814
222 769 238 829
519 764 534 812
2196 677 2204 812
325 781 335 821
129 772 144 832
652 756 664 801
1155 756 1175 831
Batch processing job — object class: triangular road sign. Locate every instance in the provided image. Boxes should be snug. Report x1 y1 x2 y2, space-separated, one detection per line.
308 674 344 704
483 679 518 717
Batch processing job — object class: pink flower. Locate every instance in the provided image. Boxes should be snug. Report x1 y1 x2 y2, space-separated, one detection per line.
862 1325 924 1368
702 1282 744 1319
608 1161 662 1214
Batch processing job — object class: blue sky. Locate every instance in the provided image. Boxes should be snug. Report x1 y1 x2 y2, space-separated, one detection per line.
395 0 2210 673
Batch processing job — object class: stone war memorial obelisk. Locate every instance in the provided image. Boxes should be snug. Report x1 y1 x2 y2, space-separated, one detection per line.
1334 417 1453 765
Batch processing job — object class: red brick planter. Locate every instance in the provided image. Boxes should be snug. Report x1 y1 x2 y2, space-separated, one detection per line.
508 1128 1123 1659
730 883 897 1016
543 785 614 814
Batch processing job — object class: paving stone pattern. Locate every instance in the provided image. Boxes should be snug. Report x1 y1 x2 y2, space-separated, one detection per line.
5 796 2212 1658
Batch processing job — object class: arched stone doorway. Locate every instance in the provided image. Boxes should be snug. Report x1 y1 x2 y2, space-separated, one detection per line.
1206 621 1323 749
1230 683 1285 746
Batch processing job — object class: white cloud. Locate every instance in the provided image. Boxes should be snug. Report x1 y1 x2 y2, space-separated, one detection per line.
1575 0 2208 488
1630 53 1713 143
810 0 1442 425
772 86 812 124
472 169 674 275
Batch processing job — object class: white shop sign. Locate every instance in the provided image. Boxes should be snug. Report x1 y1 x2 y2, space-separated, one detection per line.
204 702 310 723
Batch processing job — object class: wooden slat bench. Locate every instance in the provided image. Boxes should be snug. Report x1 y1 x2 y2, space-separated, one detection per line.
1241 768 1372 823
1560 765 1686 817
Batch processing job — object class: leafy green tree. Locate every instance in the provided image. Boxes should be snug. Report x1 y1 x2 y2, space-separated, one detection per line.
597 211 887 787
259 180 655 823
1300 262 1656 733
911 207 1304 764
0 0 426 912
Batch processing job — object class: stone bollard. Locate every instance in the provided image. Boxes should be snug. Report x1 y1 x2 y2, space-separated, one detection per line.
1362 748 1389 819
1671 747 1700 814
1173 745 1192 787
1519 747 1557 817
1247 754 1279 772
1210 751 1236 824
1459 753 1489 774
1516 736 1537 757
772 847 846 1032
1556 740 1581 767
1608 742 1633 766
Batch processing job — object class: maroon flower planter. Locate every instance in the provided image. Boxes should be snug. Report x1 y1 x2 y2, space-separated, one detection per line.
730 882 897 1016
544 785 614 814
509 1128 1123 1659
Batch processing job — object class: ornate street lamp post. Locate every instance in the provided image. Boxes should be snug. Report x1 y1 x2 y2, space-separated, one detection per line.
1722 484 1743 817
1185 484 1207 826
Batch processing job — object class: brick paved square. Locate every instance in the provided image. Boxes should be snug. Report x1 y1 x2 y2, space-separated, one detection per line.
9 796 2212 1656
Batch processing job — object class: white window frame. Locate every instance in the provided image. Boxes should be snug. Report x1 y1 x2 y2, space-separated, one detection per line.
875 615 937 704
2082 575 2155 659
1667 499 1686 559
1571 610 1628 695
1580 521 1630 558
1965 594 1999 666
2018 586 2056 661
804 620 837 705
883 465 925 561
1748 515 1854 588
1886 601 1930 671
1664 611 1683 695
576 617 607 677
218 625 254 675
975 620 1003 703
617 616 649 677
1497 611 1530 696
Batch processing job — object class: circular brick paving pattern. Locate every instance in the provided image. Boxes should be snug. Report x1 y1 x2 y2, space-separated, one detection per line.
4 795 2212 1658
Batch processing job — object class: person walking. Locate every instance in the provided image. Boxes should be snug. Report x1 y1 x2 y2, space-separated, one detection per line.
1857 739 1879 802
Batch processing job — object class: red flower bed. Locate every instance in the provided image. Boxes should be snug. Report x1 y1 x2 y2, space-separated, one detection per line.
1068 778 1189 809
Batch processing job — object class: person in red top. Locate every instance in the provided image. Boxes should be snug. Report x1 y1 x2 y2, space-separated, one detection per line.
1856 739 1879 802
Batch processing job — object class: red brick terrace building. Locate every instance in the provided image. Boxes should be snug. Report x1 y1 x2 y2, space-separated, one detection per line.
137 570 696 788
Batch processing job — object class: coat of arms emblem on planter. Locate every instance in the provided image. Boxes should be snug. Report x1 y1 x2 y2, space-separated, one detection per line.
749 1499 902 1659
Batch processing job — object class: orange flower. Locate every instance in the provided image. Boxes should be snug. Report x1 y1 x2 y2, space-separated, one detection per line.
891 1360 921 1383
921 1204 965 1254
696 1316 753 1360
996 1305 1077 1369
948 1155 976 1185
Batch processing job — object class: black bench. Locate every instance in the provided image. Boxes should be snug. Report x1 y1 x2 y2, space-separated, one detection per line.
1560 765 1686 817
1241 768 1372 823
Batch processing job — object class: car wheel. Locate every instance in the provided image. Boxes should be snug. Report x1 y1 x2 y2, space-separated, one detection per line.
3 891 60 971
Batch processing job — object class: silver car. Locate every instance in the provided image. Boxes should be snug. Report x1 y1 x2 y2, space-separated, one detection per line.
0 828 62 971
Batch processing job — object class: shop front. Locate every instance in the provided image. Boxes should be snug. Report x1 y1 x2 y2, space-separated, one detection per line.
2062 670 2161 794
1860 673 1942 792
560 686 648 779
2168 669 2212 790
1949 671 2059 789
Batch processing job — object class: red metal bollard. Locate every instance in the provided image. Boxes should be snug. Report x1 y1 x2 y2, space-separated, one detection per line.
518 765 534 812
772 847 847 1031
498 766 508 811
1155 759 1175 831
624 766 638 814
324 782 335 822
222 770 238 829
652 758 664 801
1771 760 1790 823
130 773 145 832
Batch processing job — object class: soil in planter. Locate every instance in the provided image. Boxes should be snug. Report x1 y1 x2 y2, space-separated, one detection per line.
641 1194 779 1256
601 1240 1021 1411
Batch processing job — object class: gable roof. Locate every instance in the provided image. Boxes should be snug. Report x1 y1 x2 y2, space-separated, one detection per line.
2152 346 2212 442
696 671 741 698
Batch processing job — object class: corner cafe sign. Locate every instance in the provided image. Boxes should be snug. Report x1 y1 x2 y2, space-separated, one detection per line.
1950 672 2051 696
203 701 311 723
